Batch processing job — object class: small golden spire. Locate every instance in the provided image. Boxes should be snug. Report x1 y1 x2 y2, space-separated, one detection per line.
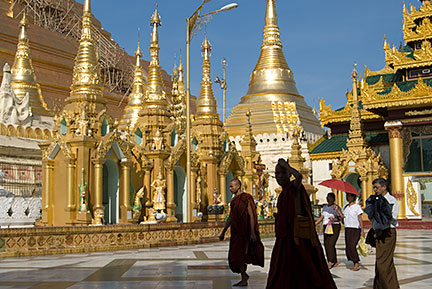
11 11 51 117
67 0 105 106
171 57 186 134
196 36 218 117
242 110 257 146
119 42 146 131
144 6 167 108
177 59 185 93
346 63 366 150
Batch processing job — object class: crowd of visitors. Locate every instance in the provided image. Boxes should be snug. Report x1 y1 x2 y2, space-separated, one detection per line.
220 158 399 288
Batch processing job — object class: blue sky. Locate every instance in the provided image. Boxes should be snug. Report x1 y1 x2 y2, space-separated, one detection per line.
80 0 419 116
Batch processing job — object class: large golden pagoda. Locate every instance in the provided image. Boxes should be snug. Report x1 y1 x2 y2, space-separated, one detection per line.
225 0 323 139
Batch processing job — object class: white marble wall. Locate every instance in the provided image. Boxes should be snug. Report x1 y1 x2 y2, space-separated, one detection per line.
311 159 333 204
0 196 41 228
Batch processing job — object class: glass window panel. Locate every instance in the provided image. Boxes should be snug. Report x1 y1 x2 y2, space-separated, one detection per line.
422 137 432 171
406 139 422 172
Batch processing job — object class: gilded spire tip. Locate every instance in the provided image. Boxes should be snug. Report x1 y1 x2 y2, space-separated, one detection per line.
150 7 161 27
20 11 27 27
84 0 91 14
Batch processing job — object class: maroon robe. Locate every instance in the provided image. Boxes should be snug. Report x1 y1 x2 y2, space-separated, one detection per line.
228 193 264 273
266 182 337 289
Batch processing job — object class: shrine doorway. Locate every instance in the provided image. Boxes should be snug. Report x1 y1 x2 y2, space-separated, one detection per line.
174 166 187 222
103 159 119 224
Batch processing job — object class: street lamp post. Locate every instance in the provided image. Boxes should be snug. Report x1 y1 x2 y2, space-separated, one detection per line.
214 58 227 123
185 1 238 222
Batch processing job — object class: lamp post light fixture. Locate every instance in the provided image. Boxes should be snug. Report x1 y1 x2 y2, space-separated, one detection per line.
185 1 238 222
214 58 228 123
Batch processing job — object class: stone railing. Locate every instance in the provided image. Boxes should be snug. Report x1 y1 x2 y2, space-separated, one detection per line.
0 196 41 228
0 220 275 257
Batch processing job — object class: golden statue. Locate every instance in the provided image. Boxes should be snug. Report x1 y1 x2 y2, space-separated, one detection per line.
152 172 166 213
132 187 145 220
92 208 104 226
212 187 223 205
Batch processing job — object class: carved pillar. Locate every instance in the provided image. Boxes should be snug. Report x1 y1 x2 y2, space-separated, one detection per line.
206 162 218 205
385 121 406 219
119 160 131 223
166 169 177 222
42 160 54 225
191 168 197 210
219 172 227 205
336 189 343 207
92 159 104 214
66 157 77 221
360 176 368 208
143 167 152 217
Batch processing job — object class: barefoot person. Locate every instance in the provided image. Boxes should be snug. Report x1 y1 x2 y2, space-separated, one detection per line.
220 179 264 287
315 192 342 269
335 192 365 271
266 159 337 289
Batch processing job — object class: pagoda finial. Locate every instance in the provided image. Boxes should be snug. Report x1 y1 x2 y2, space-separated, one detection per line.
119 41 145 131
196 36 218 117
68 0 104 106
11 11 50 117
143 6 167 107
245 0 299 97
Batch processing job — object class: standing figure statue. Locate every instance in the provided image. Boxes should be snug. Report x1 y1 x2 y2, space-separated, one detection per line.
213 187 223 205
152 172 166 213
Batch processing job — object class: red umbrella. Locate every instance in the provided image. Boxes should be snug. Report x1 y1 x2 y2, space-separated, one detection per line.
318 179 359 195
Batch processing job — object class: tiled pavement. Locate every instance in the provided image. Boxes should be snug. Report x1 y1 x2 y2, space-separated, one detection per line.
0 229 431 288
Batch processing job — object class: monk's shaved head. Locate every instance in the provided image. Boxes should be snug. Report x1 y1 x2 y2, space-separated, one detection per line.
231 179 242 188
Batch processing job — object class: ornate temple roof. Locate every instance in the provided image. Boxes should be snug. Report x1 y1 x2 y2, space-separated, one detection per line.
224 0 323 140
320 0 432 128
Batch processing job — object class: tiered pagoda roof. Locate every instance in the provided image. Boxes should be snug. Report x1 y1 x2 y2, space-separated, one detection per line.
313 1 432 159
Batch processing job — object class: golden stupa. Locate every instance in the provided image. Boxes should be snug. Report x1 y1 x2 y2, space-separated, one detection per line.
225 0 323 139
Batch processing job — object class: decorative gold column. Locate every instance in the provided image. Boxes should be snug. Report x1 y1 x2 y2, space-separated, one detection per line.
143 168 152 217
92 159 104 214
166 169 177 222
219 173 227 205
191 169 197 210
42 159 54 225
360 176 367 208
119 160 131 223
385 121 406 219
66 157 77 221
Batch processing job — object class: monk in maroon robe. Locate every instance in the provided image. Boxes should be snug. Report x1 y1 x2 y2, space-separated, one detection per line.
266 159 337 289
220 179 264 286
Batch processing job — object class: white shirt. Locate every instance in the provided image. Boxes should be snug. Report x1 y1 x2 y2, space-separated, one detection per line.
343 203 363 229
384 192 399 228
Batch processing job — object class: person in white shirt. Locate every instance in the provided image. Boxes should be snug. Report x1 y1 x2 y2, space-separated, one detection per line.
335 193 364 271
372 178 399 289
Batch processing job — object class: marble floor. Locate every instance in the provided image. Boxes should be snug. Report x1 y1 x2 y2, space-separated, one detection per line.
0 229 431 288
